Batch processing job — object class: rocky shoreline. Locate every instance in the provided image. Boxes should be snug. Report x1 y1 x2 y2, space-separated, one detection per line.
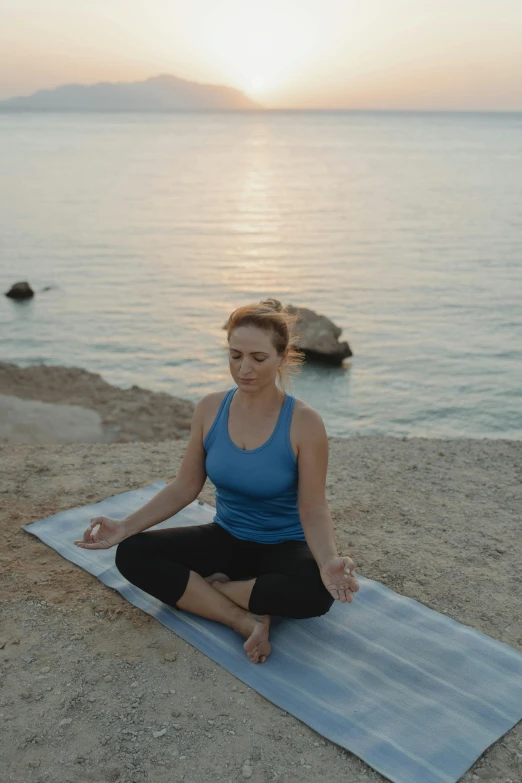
0 362 194 444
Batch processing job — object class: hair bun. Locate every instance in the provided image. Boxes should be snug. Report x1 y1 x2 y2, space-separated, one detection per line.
260 297 283 313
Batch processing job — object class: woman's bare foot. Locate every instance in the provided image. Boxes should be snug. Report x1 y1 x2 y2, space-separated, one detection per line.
237 613 271 663
204 572 230 587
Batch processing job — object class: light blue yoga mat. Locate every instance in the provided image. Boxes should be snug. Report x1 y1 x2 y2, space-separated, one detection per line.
24 481 522 783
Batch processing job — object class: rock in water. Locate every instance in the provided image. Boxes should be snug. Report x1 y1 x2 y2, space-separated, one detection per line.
5 281 34 300
286 304 352 365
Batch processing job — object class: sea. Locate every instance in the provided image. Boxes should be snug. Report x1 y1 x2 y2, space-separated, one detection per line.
1 111 521 439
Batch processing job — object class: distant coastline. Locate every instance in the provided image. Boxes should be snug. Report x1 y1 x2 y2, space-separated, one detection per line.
0 73 261 112
2 74 522 114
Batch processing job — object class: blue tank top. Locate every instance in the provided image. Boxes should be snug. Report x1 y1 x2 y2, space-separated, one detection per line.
203 387 305 543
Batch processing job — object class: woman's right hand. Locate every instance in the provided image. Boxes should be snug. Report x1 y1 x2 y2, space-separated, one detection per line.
74 516 128 550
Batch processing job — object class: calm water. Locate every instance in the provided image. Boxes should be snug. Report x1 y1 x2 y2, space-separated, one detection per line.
1 111 521 439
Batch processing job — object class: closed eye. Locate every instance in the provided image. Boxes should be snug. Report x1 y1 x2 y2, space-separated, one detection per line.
231 355 265 362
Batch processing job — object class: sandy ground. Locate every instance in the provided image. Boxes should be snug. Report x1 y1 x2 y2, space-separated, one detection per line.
1 431 521 783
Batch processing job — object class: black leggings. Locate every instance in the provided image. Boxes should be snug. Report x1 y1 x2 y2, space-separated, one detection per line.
115 522 334 619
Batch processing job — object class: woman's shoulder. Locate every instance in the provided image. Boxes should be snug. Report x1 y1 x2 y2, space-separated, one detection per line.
200 388 232 405
196 389 233 434
291 396 327 439
291 394 322 419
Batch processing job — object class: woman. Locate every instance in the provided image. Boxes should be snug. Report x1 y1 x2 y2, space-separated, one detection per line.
74 299 359 664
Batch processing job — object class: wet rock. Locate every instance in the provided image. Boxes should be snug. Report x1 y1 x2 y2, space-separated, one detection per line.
5 281 34 300
286 304 352 365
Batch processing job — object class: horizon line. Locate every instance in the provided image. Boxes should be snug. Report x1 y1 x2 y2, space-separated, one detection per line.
1 107 521 114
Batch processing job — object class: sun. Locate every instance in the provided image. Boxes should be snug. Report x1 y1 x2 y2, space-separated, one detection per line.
199 2 318 99
249 77 267 94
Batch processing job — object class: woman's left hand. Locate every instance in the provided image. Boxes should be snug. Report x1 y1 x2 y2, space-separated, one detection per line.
320 556 360 603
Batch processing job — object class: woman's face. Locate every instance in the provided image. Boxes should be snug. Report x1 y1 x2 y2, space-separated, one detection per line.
228 325 284 390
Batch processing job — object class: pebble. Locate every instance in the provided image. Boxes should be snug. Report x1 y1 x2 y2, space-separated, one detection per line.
59 718 73 727
163 653 178 662
130 682 138 688
152 728 166 738
242 760 253 778
40 666 51 674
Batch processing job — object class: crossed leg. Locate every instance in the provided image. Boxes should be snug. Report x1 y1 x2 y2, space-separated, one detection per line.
115 524 271 663
178 571 271 663
204 574 270 663
115 524 333 665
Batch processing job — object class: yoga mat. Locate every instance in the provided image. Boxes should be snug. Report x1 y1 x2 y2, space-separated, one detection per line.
24 481 522 783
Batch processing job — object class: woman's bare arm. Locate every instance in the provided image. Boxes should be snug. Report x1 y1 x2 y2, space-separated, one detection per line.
296 406 339 568
121 397 209 537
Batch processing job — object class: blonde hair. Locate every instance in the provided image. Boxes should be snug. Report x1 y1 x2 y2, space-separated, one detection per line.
225 298 305 392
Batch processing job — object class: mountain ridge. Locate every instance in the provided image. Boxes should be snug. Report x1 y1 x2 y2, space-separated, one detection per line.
0 74 262 111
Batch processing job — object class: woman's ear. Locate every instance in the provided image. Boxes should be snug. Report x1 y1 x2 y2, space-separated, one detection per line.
278 348 288 367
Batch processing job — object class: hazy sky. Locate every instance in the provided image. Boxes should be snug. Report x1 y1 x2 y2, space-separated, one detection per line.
1 0 521 109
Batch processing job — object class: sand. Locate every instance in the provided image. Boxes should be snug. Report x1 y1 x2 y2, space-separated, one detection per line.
1 364 521 782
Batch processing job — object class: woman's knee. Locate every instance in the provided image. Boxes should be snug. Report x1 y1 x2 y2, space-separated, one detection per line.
310 590 335 617
250 573 334 619
296 584 334 618
114 534 142 578
114 534 191 606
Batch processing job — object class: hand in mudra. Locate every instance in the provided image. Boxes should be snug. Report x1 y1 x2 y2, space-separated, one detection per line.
74 516 127 550
320 556 359 603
